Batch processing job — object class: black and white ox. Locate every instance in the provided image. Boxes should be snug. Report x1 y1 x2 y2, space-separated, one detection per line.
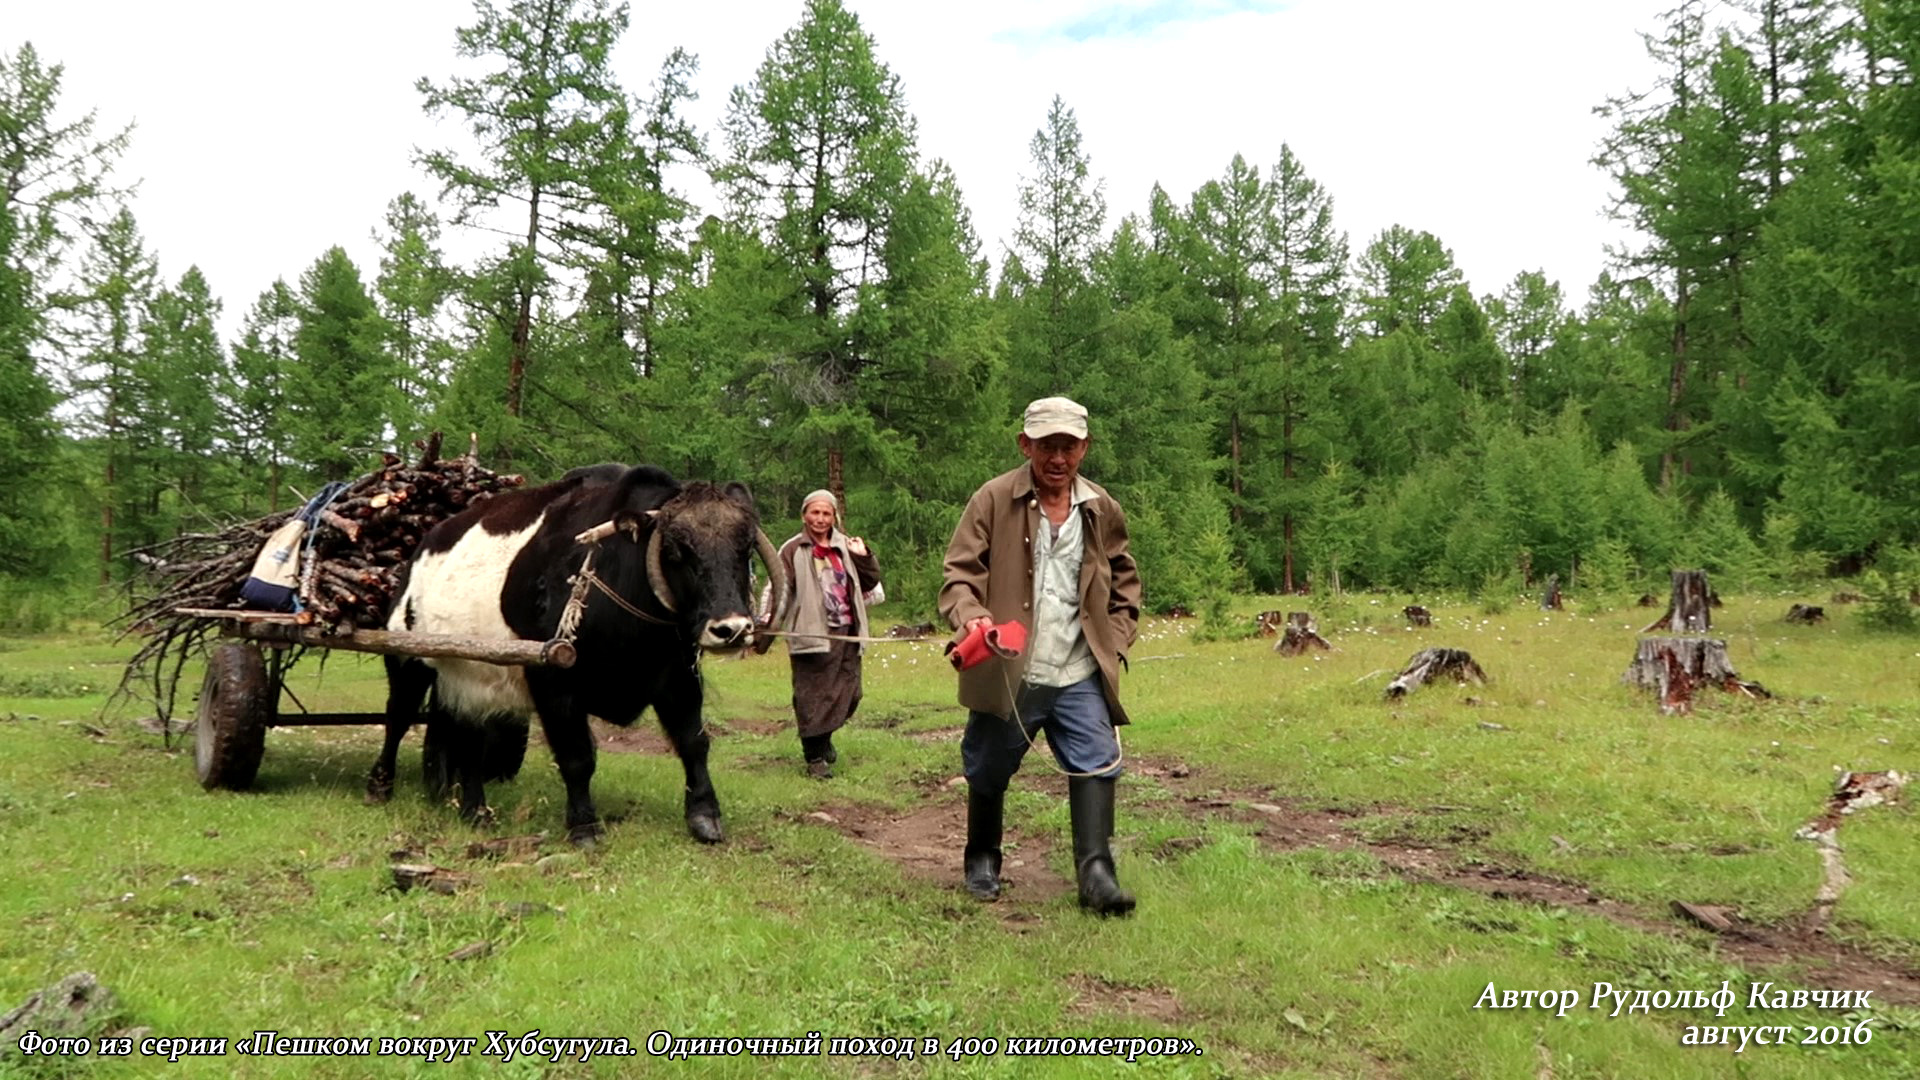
365 465 789 845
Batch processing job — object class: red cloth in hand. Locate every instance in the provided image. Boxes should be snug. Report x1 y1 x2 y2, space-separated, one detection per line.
949 620 1027 671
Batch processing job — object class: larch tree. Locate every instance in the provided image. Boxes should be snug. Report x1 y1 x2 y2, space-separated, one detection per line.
1007 94 1106 400
416 0 634 429
371 191 454 423
227 280 299 513
285 247 399 480
1265 144 1347 592
1352 225 1463 339
718 0 920 503
0 43 128 582
1596 2 1769 495
1485 270 1568 424
67 207 156 583
1165 154 1276 532
135 266 226 545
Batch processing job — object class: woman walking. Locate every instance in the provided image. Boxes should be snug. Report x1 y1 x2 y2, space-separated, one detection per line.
777 489 883 778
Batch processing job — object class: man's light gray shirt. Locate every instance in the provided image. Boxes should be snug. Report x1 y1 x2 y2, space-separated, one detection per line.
1026 477 1099 688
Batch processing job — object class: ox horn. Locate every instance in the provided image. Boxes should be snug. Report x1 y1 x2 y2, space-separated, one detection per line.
756 528 789 630
645 523 678 615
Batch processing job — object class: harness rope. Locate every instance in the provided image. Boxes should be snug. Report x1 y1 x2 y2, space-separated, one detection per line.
560 529 1121 778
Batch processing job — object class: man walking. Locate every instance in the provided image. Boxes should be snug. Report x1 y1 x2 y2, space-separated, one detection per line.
940 396 1142 916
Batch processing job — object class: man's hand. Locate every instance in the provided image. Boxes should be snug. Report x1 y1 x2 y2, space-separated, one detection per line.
847 536 869 556
963 615 993 637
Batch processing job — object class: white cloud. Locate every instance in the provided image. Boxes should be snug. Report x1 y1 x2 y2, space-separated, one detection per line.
12 0 1667 337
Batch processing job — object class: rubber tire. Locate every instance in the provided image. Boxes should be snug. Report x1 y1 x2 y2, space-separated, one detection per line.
195 643 272 791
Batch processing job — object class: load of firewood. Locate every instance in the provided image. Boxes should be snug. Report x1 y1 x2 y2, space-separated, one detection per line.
115 434 522 720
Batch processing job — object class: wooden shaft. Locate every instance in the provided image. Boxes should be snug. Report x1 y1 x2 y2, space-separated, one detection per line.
237 622 577 668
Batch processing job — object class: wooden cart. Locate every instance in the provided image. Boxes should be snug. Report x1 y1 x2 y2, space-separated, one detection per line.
179 608 576 791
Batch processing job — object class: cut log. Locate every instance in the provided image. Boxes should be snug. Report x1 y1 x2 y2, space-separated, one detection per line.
1540 574 1564 611
1403 605 1433 628
1622 637 1770 714
1784 604 1826 625
1641 569 1714 633
1274 612 1331 656
1385 647 1487 699
1253 610 1286 637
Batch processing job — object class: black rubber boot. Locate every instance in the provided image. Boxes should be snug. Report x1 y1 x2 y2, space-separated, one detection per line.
1069 777 1136 916
801 734 835 779
963 786 1004 901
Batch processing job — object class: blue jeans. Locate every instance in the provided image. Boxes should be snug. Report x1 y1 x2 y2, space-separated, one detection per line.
961 675 1122 792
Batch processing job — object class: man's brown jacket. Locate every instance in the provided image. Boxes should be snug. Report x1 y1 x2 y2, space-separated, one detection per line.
939 465 1141 723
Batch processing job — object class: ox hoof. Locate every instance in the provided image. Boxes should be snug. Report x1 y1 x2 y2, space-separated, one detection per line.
567 824 602 849
364 774 394 805
687 813 725 845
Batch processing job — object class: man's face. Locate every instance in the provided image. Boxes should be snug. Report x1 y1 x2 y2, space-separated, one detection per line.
1019 433 1089 492
803 503 836 538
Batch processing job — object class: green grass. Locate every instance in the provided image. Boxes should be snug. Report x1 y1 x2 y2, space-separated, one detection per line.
0 595 1915 1077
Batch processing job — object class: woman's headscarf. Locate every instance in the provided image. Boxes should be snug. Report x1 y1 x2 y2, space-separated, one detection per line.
801 489 839 523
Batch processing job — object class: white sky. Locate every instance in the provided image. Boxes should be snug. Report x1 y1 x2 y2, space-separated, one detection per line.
14 0 1668 337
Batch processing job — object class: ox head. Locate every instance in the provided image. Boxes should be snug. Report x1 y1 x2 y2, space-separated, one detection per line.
613 482 788 651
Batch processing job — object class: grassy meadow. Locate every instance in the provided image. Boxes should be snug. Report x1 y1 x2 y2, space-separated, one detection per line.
0 592 1916 1078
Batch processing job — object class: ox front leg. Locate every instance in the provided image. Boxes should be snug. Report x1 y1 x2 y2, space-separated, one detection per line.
657 684 724 844
368 657 433 805
536 704 603 847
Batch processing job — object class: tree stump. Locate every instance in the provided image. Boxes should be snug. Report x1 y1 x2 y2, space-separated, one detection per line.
1385 647 1486 699
1253 610 1285 637
1274 612 1331 656
1636 594 1658 607
1641 569 1714 633
1540 574 1564 611
1623 637 1770 715
1403 605 1432 628
1784 604 1826 625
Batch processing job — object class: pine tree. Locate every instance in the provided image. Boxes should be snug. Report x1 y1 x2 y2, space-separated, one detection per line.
1164 154 1276 537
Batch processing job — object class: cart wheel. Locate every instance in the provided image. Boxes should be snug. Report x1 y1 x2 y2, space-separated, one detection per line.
195 643 272 791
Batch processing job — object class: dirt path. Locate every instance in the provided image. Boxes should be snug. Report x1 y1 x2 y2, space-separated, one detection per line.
1126 760 1920 1007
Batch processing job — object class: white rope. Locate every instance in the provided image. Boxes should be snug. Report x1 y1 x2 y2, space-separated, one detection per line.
996 658 1124 779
